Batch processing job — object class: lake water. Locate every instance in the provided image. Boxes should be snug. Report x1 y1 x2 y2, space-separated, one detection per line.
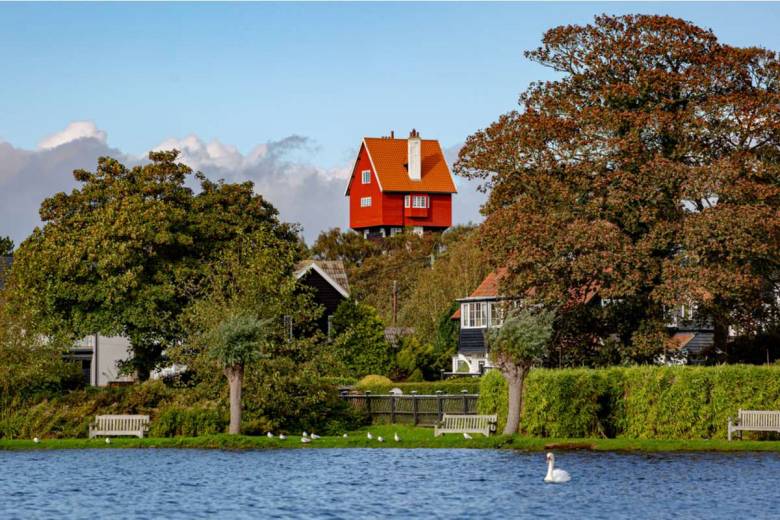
1 448 779 519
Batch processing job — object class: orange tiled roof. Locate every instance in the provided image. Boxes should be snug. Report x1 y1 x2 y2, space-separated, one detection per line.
363 137 457 193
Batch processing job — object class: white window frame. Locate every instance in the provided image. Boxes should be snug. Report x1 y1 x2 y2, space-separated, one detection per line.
461 302 489 329
404 195 411 208
412 195 428 209
361 170 371 184
360 196 372 208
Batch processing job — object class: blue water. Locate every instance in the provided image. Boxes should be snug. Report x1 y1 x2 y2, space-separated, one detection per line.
1 449 779 519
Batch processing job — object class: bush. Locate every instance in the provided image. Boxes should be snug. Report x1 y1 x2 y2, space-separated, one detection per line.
355 378 481 395
357 374 393 387
151 406 227 437
478 364 780 440
477 370 507 431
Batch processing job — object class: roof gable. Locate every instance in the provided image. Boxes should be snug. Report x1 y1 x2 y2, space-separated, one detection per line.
295 260 350 298
353 137 457 194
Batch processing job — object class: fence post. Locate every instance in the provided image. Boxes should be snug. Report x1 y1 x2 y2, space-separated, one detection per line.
366 391 372 415
391 395 396 424
462 389 468 414
436 391 444 421
413 395 419 426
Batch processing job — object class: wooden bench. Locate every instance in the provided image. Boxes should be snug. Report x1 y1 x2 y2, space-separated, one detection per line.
434 414 497 437
728 409 780 441
89 415 150 439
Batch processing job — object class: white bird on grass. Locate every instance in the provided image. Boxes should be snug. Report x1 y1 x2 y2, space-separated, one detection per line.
105 438 111 444
544 453 571 483
301 437 312 444
267 432 274 438
463 433 472 440
377 436 384 443
279 434 287 440
343 433 348 438
367 432 373 440
33 437 40 444
394 433 400 442
302 431 309 438
311 433 321 440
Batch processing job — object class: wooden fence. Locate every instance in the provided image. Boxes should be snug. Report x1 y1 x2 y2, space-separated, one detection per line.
341 393 479 426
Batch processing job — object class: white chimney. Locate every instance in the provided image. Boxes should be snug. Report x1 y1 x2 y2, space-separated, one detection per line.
407 129 421 181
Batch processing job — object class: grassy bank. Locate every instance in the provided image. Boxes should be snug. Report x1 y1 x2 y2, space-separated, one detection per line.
4 425 780 452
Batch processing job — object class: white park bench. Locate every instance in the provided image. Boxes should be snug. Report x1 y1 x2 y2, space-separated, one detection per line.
434 414 497 437
728 409 780 441
89 415 150 439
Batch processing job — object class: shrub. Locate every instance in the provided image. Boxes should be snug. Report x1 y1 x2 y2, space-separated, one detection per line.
477 370 507 431
357 375 393 387
151 406 227 437
355 378 481 395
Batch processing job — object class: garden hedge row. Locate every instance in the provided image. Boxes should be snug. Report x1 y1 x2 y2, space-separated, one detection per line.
353 379 481 395
478 365 780 439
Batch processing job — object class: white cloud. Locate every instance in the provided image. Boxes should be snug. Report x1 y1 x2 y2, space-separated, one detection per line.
38 121 108 150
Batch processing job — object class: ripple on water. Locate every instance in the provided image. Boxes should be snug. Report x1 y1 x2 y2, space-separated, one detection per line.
1 448 780 519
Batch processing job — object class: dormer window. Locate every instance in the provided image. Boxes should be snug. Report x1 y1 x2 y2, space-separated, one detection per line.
361 170 371 184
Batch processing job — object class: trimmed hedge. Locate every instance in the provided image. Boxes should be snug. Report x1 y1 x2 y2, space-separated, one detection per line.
354 379 481 395
477 365 780 440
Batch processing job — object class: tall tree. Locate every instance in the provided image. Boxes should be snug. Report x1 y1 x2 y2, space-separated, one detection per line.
456 15 780 353
487 308 555 434
310 228 380 269
6 151 299 379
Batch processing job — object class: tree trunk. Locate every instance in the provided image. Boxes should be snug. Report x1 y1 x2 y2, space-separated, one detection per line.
501 362 528 435
225 364 244 435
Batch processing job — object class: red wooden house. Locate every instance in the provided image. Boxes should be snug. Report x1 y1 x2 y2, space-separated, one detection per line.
345 130 457 238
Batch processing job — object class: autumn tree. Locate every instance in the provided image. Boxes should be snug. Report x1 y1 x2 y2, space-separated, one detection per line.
310 228 381 269
6 151 300 379
456 15 780 356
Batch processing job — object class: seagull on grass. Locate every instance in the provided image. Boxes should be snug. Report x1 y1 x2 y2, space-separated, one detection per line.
367 432 373 440
311 433 321 440
302 431 309 438
377 436 384 443
267 432 274 438
463 433 472 440
279 434 287 440
343 433 348 438
105 438 111 444
394 433 400 442
301 437 312 444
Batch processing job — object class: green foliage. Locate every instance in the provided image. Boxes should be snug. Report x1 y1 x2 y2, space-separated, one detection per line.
310 228 380 268
0 236 13 256
477 370 508 431
150 406 227 437
477 365 780 439
6 151 299 379
488 308 555 368
329 299 394 377
395 336 436 380
355 379 481 395
357 374 393 387
207 314 270 369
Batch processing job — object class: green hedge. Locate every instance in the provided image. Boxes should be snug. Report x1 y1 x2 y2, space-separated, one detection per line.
354 379 481 395
477 365 780 440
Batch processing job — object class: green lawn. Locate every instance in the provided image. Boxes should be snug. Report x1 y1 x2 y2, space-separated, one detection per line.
3 425 780 452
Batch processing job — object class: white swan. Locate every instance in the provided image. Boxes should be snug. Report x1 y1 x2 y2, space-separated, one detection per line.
301 436 312 443
544 453 571 483
394 433 400 442
311 433 321 440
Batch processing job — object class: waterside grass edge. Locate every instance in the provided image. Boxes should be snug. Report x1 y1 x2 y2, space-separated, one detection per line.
3 425 780 452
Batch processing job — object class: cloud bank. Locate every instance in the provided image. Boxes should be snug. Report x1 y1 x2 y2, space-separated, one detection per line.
0 121 485 247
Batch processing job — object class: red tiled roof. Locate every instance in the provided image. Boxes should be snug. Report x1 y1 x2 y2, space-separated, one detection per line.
362 137 457 193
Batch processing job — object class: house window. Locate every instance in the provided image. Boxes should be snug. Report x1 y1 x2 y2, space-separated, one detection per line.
361 170 371 184
412 195 428 208
404 195 411 208
462 302 489 328
390 227 402 236
360 197 372 207
489 302 505 328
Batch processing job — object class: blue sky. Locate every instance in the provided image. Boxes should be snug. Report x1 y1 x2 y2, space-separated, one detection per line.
1 2 780 243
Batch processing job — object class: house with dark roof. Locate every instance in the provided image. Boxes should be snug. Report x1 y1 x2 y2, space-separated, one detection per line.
345 130 457 238
449 269 719 373
295 259 350 336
